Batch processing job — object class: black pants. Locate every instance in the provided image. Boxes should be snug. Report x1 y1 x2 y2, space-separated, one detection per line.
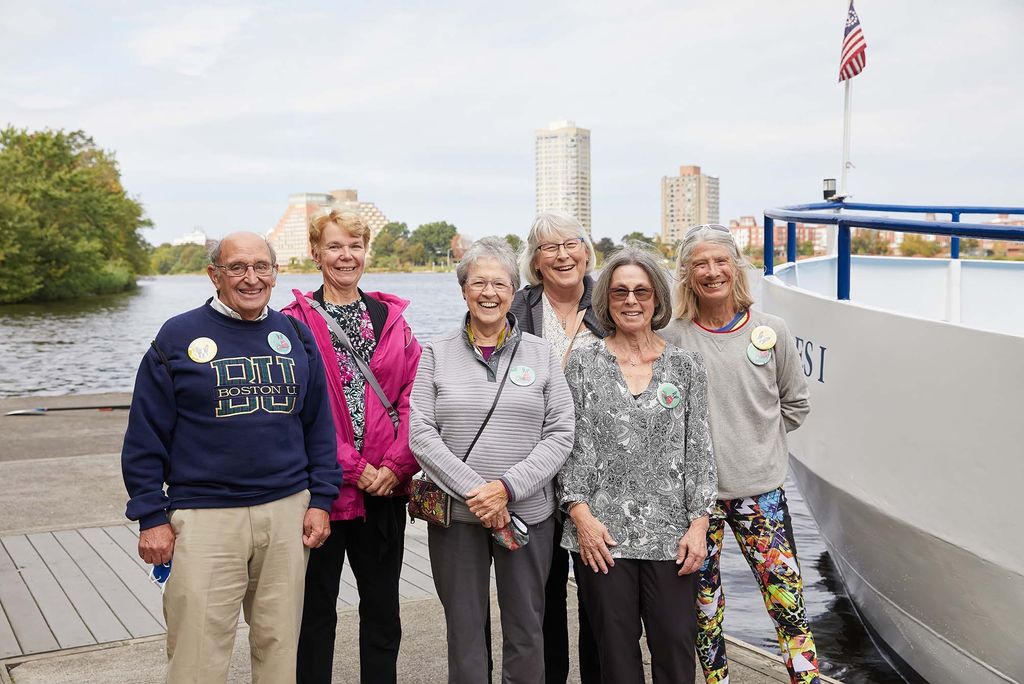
296 496 407 684
574 554 698 684
543 518 601 683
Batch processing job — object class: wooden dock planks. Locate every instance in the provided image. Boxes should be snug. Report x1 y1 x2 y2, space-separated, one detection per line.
0 521 460 660
26 532 130 645
51 529 164 639
0 540 60 656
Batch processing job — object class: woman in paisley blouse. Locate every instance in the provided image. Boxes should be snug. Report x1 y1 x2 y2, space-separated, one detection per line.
558 244 717 683
282 209 422 684
510 212 605 684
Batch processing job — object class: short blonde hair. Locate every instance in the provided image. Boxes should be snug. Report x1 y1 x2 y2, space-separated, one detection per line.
518 212 596 287
672 225 755 321
308 209 371 258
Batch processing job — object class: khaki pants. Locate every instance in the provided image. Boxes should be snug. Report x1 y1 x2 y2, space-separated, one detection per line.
164 490 310 684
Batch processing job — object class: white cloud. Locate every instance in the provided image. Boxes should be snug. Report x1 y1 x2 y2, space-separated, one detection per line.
127 5 254 76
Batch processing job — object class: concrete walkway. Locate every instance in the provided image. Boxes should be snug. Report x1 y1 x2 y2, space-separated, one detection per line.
0 393 840 683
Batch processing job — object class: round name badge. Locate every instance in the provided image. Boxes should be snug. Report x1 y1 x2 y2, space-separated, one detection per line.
267 331 292 354
657 382 682 409
750 325 777 351
187 337 217 363
746 343 772 366
509 365 536 387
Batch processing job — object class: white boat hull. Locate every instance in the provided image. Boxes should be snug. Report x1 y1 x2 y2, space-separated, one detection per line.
762 257 1024 684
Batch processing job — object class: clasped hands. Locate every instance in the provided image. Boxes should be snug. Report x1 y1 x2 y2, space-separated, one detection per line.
466 480 510 529
357 463 399 496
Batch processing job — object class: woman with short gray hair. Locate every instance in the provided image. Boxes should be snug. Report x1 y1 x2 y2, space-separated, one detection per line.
409 237 575 682
510 213 606 683
557 244 717 683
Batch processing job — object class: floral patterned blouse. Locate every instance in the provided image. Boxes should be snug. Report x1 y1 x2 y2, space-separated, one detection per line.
323 298 378 452
541 294 596 364
558 340 717 561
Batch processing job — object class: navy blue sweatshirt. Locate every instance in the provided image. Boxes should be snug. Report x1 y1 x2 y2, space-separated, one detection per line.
121 303 342 530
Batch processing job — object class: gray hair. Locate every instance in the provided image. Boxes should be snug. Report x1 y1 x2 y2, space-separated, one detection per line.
592 243 673 332
672 225 754 321
518 212 596 287
208 236 277 265
456 237 521 290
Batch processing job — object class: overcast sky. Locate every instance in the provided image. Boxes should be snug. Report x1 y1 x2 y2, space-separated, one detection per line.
2 1 1022 245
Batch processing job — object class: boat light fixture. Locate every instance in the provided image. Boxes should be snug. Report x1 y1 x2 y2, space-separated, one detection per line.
823 178 837 201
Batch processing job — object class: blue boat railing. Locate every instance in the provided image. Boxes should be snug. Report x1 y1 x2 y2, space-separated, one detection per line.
762 202 1024 300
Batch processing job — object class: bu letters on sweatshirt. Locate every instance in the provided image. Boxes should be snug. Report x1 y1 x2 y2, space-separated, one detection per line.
211 355 300 416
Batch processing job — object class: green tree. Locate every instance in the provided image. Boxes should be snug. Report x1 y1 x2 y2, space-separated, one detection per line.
798 240 815 257
594 237 616 261
0 127 151 303
621 231 655 246
851 230 891 256
504 233 523 253
371 222 409 258
149 243 209 274
899 234 942 257
410 221 457 263
653 235 677 260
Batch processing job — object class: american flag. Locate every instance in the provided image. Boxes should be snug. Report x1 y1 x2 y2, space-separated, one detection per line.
839 1 867 82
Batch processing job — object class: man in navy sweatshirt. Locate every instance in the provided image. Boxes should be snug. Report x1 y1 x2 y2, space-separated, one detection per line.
120 231 342 684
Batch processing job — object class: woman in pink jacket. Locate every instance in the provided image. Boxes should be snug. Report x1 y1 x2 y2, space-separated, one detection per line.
282 209 421 684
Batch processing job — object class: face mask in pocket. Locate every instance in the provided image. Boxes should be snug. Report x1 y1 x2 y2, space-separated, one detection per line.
491 513 530 551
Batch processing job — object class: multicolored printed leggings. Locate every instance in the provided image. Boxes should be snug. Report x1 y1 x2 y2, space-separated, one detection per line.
696 487 820 684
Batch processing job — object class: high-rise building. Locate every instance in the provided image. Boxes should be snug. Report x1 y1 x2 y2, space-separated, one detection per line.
267 189 389 265
661 165 719 243
535 120 591 233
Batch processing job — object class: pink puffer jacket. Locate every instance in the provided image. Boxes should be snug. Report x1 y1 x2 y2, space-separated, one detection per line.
282 289 422 521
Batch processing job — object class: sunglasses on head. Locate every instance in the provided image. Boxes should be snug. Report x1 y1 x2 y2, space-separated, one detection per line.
684 223 731 239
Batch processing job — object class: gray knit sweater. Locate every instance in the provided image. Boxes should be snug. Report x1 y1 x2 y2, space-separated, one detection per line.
661 311 810 500
409 319 575 525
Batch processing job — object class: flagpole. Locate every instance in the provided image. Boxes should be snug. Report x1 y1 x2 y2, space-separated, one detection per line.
840 78 853 196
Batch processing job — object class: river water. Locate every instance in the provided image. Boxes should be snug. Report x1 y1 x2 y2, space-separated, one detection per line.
0 274 901 683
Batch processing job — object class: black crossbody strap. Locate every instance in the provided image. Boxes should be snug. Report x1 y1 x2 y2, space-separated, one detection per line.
462 338 521 462
305 297 400 437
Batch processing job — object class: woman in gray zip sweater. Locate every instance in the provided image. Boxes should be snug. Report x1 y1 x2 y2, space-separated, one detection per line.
409 237 575 683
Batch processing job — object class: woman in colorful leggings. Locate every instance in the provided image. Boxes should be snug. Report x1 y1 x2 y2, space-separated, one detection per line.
662 224 820 684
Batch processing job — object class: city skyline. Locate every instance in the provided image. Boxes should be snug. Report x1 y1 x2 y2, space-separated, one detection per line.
2 1 1021 245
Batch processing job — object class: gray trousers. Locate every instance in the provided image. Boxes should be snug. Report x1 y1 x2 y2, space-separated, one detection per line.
428 517 554 684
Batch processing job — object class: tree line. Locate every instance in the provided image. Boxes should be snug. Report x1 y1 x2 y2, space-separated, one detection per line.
0 127 151 304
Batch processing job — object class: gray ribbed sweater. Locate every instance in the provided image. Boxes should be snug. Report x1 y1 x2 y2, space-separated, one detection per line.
409 324 575 525
661 311 810 500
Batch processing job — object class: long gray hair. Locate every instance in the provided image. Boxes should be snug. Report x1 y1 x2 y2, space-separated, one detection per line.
672 225 754 321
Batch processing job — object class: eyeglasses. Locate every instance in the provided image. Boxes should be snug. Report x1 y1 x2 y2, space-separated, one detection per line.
215 261 277 277
536 238 585 255
609 287 654 301
466 279 512 293
684 224 731 239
